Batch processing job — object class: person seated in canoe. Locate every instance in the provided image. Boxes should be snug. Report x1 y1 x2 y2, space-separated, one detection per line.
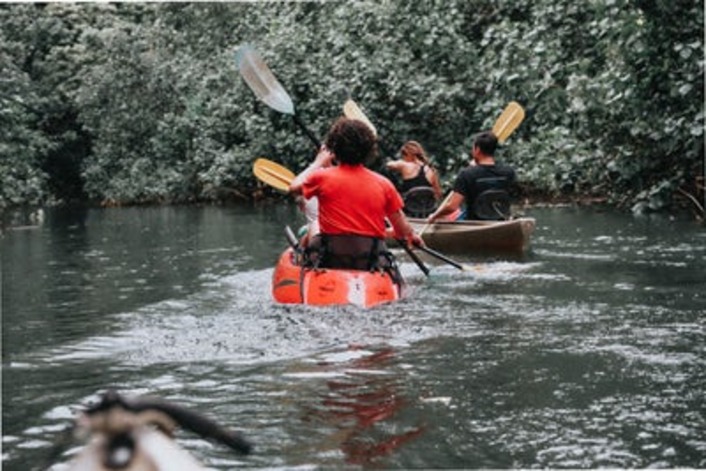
426 130 517 223
385 141 443 218
289 117 423 273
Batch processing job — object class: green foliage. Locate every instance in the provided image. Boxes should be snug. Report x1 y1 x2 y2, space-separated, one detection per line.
0 98 53 207
0 1 702 214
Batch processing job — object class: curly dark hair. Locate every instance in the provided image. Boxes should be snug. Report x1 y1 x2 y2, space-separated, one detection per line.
324 117 378 165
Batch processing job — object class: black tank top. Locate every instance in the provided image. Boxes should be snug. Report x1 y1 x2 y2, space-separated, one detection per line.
399 165 432 194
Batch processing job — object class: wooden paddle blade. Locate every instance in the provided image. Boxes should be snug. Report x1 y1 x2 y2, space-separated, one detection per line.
492 101 525 144
235 45 295 115
343 99 378 137
253 158 295 193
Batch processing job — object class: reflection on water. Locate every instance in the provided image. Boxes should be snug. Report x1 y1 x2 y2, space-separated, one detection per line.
284 346 425 466
2 205 706 470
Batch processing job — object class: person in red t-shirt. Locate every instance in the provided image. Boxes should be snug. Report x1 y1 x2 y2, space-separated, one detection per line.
289 117 422 270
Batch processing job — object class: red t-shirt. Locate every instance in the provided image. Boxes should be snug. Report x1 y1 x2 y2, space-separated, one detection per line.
302 164 404 238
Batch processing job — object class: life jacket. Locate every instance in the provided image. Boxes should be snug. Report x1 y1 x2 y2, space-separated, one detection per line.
304 234 402 284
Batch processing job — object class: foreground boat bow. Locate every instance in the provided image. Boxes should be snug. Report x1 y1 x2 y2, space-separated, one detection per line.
62 391 251 470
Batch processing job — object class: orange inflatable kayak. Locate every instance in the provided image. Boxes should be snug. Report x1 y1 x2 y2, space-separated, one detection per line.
272 247 404 308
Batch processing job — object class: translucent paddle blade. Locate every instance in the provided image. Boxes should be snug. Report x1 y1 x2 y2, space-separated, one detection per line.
342 99 378 137
492 101 525 143
253 158 295 193
235 45 295 115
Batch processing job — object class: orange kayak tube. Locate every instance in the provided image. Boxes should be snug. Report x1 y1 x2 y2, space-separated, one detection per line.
272 248 403 308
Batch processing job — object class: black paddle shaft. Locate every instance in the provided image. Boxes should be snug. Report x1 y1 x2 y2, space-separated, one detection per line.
397 240 430 276
417 245 466 271
293 113 321 149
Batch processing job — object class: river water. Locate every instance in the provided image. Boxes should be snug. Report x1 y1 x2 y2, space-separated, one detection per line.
2 204 705 470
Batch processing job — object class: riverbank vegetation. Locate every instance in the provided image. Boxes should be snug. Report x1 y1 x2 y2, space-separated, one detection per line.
1 2 703 218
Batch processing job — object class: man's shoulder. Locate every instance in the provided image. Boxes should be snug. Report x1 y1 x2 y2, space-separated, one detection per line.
465 163 515 175
458 165 485 178
495 162 516 177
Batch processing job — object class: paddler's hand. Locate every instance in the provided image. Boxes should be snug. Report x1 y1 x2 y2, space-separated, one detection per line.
291 146 335 194
314 145 335 168
404 232 424 249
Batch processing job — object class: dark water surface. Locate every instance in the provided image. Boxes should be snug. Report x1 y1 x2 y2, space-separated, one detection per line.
2 204 705 470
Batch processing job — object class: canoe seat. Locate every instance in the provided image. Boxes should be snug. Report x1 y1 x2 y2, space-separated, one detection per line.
402 187 437 218
472 189 511 220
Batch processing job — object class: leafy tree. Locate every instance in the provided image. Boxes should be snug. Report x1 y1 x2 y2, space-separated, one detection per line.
0 1 702 216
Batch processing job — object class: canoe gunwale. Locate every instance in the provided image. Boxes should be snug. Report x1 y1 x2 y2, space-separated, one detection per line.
401 217 536 254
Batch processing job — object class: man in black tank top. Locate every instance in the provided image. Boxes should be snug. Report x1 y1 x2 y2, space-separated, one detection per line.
426 131 516 221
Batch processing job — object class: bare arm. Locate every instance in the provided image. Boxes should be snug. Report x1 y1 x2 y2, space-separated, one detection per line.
427 191 464 223
427 168 443 200
289 147 335 195
385 160 405 172
388 209 424 248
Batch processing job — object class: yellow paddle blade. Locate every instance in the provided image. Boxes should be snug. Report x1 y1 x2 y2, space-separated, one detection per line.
492 101 525 144
253 158 295 193
342 99 378 137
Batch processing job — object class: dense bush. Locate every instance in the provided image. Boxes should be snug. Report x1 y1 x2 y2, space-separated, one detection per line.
0 1 702 216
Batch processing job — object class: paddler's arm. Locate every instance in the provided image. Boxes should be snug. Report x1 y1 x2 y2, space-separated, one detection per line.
289 146 335 195
388 209 424 248
385 160 404 172
428 170 443 200
427 191 464 223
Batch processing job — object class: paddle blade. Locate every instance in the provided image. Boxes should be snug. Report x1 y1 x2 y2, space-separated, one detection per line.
235 44 295 115
253 158 295 193
343 99 378 137
492 101 525 144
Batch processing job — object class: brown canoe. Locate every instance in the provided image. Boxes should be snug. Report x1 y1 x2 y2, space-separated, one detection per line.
396 217 536 255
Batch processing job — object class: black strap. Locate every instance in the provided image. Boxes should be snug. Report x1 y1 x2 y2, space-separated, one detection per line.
312 234 383 271
301 234 404 287
472 189 511 220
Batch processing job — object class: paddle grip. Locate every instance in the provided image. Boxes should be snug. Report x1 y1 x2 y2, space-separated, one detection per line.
397 239 430 277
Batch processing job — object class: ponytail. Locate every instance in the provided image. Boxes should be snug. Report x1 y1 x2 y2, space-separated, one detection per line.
401 140 432 167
